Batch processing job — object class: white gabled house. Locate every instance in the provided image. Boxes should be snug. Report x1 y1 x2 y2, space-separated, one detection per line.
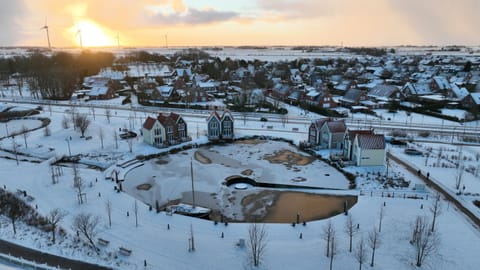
142 112 190 147
352 134 386 166
206 110 234 141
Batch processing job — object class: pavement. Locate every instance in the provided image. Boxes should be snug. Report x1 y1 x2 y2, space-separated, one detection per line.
0 238 111 270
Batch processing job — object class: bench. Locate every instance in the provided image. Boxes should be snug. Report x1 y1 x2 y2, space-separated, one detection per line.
119 247 132 256
98 238 110 246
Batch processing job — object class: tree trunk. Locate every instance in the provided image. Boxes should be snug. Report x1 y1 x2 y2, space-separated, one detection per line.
370 247 375 267
52 225 56 243
349 235 353 252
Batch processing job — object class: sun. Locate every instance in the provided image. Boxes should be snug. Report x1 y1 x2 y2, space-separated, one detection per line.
69 19 114 47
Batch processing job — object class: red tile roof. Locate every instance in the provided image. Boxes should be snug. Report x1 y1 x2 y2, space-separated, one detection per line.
348 129 373 140
327 120 346 133
143 117 156 130
143 113 183 130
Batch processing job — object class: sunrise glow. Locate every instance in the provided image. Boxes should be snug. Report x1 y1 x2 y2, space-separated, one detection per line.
2 0 480 47
67 20 114 47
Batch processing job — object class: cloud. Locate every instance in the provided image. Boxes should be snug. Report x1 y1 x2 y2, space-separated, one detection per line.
386 0 480 45
0 1 26 45
148 8 240 25
256 0 342 20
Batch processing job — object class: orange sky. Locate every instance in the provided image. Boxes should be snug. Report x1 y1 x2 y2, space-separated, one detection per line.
2 0 480 48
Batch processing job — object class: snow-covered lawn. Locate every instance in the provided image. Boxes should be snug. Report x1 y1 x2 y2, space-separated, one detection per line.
390 142 480 218
0 99 478 269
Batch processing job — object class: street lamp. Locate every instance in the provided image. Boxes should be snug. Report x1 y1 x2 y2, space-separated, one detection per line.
65 137 72 157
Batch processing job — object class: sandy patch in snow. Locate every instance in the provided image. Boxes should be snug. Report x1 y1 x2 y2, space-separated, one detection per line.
194 150 211 164
263 149 315 167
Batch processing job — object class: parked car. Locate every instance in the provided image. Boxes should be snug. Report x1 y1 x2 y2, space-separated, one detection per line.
119 131 137 139
404 148 422 155
390 139 407 146
260 117 268 122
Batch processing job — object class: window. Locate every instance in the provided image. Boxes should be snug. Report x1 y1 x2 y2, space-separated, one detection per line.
178 123 186 138
223 120 232 136
209 121 219 137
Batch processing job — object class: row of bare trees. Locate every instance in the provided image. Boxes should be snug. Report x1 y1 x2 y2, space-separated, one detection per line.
319 194 443 270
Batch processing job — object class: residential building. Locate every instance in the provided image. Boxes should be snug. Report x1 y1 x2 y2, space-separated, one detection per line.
142 112 189 147
206 110 235 141
343 129 374 160
352 134 386 166
319 120 347 149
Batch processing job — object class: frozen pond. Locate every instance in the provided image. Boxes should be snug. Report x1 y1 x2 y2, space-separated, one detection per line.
124 139 354 222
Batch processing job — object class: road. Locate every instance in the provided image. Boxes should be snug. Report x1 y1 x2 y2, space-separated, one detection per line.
2 97 479 139
0 238 111 270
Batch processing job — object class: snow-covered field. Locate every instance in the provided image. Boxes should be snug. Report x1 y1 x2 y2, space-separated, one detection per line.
0 98 479 269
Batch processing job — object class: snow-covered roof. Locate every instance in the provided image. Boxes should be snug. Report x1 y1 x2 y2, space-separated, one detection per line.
470 93 480 105
88 86 109 96
357 134 385 149
450 84 469 100
433 76 450 90
156 85 174 97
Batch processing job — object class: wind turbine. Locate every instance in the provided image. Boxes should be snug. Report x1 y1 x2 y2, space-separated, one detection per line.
165 33 168 49
115 32 120 48
40 18 51 50
76 28 83 49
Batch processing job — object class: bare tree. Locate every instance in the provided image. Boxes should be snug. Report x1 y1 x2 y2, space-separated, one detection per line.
61 116 69 129
368 226 381 267
113 130 118 149
46 208 67 243
127 138 133 153
345 215 359 252
70 106 77 131
0 194 25 235
72 213 100 252
105 200 112 227
21 125 29 148
411 216 439 267
75 114 91 137
323 220 334 257
11 137 19 165
248 223 268 267
281 114 287 127
72 164 85 204
378 206 385 233
430 193 442 232
242 111 247 126
329 234 337 270
355 237 367 270
44 126 51 137
134 200 139 227
105 108 111 124
99 127 104 149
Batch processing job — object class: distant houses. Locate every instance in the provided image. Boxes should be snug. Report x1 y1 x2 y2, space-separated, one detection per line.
206 110 235 141
142 112 190 147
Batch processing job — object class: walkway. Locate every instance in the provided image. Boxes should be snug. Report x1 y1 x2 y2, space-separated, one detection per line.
0 238 111 270
388 152 480 228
